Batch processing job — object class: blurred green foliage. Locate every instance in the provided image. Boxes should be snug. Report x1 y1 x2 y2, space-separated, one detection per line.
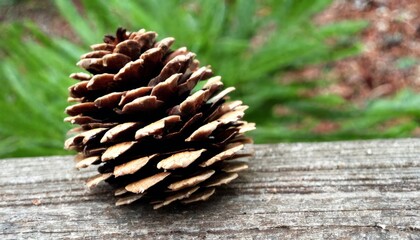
0 0 418 158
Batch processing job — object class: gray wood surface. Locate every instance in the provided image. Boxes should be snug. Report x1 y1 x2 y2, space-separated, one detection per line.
1 139 420 239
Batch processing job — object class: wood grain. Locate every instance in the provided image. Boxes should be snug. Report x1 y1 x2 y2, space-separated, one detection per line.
1 139 419 239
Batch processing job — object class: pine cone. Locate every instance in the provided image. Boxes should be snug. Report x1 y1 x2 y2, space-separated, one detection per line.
64 28 255 209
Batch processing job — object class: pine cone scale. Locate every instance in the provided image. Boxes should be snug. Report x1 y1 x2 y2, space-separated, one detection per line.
125 172 171 194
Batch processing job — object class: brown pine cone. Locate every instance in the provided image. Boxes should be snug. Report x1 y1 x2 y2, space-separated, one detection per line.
64 28 255 209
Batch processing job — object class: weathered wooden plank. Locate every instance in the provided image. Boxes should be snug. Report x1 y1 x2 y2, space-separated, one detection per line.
1 139 419 239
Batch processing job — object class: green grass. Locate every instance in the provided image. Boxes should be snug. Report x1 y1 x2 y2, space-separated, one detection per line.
0 0 418 158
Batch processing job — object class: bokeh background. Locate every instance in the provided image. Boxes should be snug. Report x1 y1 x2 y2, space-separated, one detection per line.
0 0 419 158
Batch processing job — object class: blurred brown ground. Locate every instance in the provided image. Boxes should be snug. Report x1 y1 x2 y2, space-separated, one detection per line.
0 0 77 41
284 0 420 134
314 0 419 103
